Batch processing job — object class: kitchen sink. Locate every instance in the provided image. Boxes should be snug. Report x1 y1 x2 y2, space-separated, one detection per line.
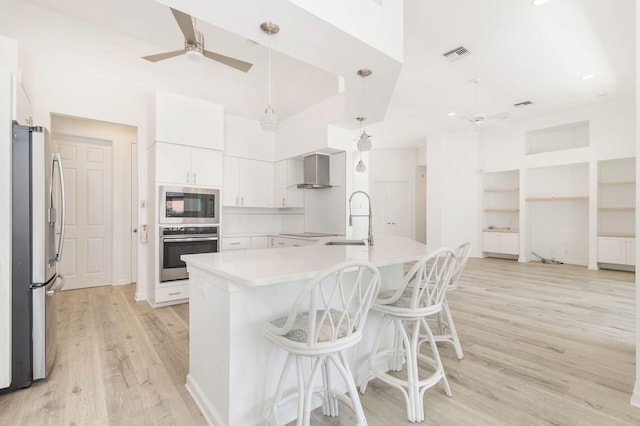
324 240 367 246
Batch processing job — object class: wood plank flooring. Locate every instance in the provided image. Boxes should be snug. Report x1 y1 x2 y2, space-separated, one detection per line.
1 258 638 425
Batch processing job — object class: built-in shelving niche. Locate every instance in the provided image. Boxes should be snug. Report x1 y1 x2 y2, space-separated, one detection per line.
598 157 635 238
525 120 589 155
482 170 519 232
525 162 589 265
597 157 636 271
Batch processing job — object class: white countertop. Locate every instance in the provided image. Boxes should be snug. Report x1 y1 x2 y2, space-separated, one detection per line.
182 236 429 287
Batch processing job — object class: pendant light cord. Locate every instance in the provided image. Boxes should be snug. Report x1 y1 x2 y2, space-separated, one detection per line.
267 32 272 106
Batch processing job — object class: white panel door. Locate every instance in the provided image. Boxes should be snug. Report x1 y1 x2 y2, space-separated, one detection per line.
55 136 113 290
375 181 412 238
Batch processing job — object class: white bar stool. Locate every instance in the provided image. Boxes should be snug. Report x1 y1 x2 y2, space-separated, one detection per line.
429 242 471 359
360 248 457 422
263 260 381 426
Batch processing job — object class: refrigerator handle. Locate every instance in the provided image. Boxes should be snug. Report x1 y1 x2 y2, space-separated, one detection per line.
52 152 66 262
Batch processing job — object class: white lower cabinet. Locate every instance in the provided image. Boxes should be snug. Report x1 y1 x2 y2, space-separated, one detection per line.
598 237 635 266
155 283 189 303
222 235 271 251
483 231 519 255
269 236 317 248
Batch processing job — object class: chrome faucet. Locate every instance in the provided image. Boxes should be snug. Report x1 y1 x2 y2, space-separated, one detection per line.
348 191 374 246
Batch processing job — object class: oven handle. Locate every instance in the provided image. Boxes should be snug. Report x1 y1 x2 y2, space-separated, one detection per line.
161 236 219 243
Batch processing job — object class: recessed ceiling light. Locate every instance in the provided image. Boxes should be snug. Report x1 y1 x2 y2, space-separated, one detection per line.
582 74 594 80
531 0 549 5
448 112 456 116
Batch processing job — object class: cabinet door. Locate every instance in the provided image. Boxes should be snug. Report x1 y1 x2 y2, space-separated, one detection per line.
191 148 222 187
273 159 303 208
239 159 273 208
285 159 304 207
155 142 191 185
251 236 269 249
222 156 240 206
273 160 286 207
500 233 519 255
482 232 501 253
626 238 636 266
222 236 250 251
598 237 627 264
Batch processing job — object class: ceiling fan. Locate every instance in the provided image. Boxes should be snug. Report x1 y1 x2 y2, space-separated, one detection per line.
142 8 253 73
456 78 510 127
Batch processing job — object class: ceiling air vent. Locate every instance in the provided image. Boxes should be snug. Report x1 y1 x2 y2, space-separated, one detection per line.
443 46 471 62
514 100 534 107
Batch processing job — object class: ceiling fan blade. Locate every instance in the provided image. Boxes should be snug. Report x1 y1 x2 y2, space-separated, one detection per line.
203 50 253 73
171 7 197 44
485 112 511 121
142 50 185 62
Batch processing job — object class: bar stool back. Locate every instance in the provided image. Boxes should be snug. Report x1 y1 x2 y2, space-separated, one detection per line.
360 247 457 422
263 260 381 426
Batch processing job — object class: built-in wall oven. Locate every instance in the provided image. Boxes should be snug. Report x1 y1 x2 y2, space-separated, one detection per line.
160 186 220 224
159 226 219 282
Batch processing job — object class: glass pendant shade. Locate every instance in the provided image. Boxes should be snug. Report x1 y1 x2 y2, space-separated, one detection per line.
357 132 372 151
356 158 366 172
260 106 279 131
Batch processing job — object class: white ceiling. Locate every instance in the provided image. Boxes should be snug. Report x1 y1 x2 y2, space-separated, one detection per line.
10 0 638 149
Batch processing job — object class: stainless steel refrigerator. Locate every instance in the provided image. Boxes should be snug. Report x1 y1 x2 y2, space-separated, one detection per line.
8 122 66 390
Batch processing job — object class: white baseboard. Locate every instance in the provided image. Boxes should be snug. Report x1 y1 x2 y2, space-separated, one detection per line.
631 382 640 408
186 374 225 426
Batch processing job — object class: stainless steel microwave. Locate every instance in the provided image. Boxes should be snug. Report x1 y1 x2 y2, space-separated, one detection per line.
159 186 220 224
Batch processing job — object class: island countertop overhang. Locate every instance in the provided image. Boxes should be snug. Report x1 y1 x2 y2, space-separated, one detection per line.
181 236 430 287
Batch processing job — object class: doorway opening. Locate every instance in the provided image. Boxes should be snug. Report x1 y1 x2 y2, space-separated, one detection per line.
51 114 138 290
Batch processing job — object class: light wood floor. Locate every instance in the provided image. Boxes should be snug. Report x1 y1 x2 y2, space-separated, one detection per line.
1 258 638 425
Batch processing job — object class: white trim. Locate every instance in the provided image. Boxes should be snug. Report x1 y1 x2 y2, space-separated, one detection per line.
631 383 640 408
186 373 226 426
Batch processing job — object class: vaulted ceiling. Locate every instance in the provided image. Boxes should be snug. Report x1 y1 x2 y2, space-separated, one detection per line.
6 0 636 148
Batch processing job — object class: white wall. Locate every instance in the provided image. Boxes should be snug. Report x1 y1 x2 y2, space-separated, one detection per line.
304 152 347 235
632 0 640 409
224 114 274 162
0 68 14 389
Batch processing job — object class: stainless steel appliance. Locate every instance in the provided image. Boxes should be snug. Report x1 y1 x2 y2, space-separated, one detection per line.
160 186 220 224
159 226 219 282
7 123 66 391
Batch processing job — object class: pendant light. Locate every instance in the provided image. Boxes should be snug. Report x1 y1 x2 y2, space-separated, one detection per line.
356 152 367 173
356 68 373 151
260 22 279 131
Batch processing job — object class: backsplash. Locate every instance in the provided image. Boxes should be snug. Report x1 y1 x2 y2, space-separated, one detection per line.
221 208 304 235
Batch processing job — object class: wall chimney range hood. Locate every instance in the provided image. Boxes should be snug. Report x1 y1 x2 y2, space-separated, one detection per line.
297 153 332 189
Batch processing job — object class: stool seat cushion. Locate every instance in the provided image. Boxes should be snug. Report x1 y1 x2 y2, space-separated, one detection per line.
377 289 419 309
270 309 348 343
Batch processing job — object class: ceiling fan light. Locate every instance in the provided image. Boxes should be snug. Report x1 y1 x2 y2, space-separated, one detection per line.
356 159 366 172
185 48 203 62
260 106 279 131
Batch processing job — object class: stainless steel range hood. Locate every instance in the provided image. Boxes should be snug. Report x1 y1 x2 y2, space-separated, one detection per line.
297 153 332 189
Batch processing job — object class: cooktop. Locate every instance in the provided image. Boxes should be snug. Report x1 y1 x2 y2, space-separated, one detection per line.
279 232 339 238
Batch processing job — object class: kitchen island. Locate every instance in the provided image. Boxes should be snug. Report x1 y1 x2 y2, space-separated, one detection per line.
181 236 431 425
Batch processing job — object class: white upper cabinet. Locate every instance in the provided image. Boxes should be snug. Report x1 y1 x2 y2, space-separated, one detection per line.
223 156 273 207
273 159 304 208
155 90 224 150
156 142 222 187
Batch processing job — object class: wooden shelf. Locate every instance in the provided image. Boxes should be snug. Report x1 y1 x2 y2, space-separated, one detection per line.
484 208 519 213
598 233 636 238
484 188 519 193
598 180 635 186
598 207 635 212
526 196 588 202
